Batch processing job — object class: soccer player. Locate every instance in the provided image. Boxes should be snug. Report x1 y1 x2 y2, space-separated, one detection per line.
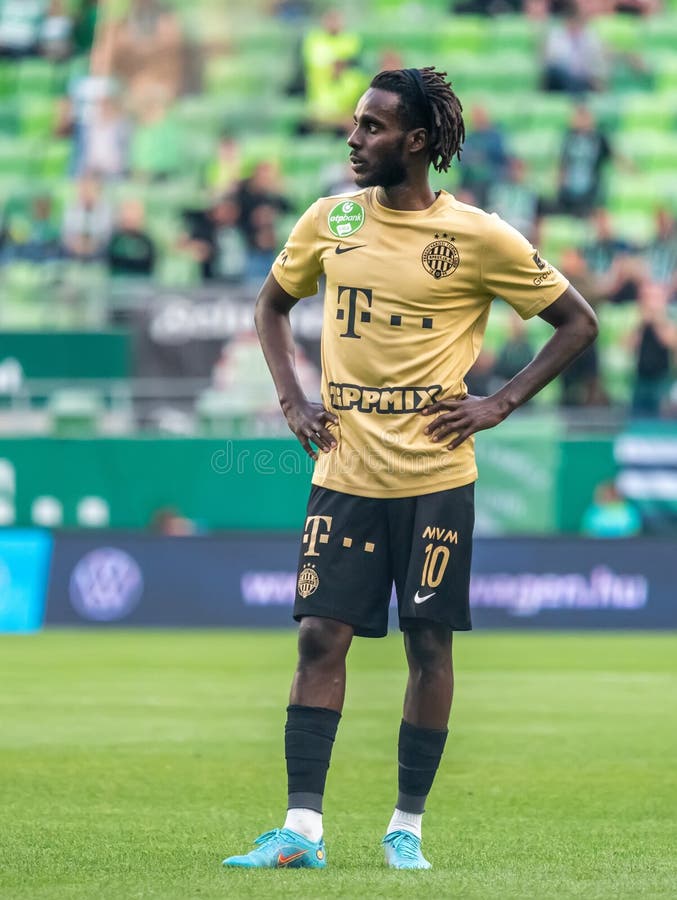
223 67 598 871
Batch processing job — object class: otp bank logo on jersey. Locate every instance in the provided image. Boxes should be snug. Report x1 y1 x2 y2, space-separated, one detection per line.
328 200 365 238
69 547 143 622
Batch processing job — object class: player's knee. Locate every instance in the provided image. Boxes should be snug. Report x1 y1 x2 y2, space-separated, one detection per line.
297 616 351 668
405 626 452 677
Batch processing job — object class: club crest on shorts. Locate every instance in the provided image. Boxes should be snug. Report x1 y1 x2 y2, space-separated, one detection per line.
421 234 459 279
328 199 365 238
297 564 320 598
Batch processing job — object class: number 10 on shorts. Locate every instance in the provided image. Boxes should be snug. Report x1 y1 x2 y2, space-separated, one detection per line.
421 544 450 588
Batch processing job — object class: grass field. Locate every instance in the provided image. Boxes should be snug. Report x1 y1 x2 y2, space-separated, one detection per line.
1 630 676 899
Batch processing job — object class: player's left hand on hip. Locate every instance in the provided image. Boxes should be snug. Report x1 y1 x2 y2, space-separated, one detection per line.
421 395 506 450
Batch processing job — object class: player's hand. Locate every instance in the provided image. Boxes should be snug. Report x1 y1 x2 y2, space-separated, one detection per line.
284 400 339 460
421 394 507 450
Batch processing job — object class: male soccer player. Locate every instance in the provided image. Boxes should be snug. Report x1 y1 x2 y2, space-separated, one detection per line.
223 67 597 871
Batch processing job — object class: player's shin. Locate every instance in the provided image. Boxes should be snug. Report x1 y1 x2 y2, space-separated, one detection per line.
387 719 448 838
284 704 341 841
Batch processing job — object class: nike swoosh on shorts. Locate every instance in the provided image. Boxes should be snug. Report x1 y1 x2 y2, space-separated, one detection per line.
414 591 436 604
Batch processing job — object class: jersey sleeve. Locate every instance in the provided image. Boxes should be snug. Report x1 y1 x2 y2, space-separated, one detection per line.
271 201 323 299
481 213 569 319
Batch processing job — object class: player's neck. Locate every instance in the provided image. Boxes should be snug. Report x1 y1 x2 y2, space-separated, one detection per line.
376 177 437 212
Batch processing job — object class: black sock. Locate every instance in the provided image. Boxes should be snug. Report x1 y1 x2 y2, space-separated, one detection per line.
285 704 341 814
396 719 448 814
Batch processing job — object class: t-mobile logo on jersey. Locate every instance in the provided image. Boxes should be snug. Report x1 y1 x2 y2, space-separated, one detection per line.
302 515 333 556
336 285 372 339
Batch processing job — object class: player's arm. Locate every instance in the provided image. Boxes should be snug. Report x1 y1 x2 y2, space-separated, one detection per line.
255 272 338 460
422 284 598 449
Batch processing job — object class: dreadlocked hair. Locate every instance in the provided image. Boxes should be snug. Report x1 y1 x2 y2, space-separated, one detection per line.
370 66 465 172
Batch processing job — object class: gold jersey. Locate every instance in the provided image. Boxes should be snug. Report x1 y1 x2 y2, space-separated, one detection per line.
272 187 568 499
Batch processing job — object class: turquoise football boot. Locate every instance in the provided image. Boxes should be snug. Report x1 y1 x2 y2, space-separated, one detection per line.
383 830 432 869
222 828 326 869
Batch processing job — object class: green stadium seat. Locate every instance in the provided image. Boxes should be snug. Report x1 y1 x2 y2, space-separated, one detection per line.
610 210 655 243
605 172 661 215
592 14 642 52
0 61 16 97
156 253 201 288
509 128 561 169
642 14 677 54
0 99 18 134
489 15 539 56
622 93 676 131
20 96 57 138
0 138 33 177
616 130 677 172
452 53 538 94
540 216 593 260
196 389 253 437
16 59 57 96
49 389 103 438
40 139 70 178
437 17 487 54
278 135 345 178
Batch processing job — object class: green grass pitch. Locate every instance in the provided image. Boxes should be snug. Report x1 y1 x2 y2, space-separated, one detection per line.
1 630 676 899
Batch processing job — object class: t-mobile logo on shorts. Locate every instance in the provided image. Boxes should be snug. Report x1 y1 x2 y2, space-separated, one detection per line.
303 515 333 556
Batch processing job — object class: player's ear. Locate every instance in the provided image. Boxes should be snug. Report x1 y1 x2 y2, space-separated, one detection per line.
408 127 428 155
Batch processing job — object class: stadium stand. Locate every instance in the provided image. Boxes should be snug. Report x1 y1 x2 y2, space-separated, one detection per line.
0 0 675 436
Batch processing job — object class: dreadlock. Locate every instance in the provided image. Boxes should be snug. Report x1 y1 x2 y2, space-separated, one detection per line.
370 66 465 173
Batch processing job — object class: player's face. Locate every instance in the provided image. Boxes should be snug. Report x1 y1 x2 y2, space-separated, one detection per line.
347 88 409 189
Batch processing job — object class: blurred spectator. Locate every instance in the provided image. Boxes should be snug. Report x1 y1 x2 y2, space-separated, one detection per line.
62 51 118 175
379 49 405 73
130 94 184 181
491 314 535 386
458 105 509 208
3 194 61 263
150 506 196 536
179 196 247 283
304 58 366 134
80 95 131 180
39 0 72 61
246 204 281 284
556 105 612 216
558 245 608 406
487 158 542 244
107 199 155 278
0 0 45 58
582 208 644 303
560 341 606 406
62 176 113 262
581 481 642 537
204 133 242 195
73 0 98 55
235 162 292 250
644 208 677 291
631 281 677 416
465 350 495 395
298 10 365 133
559 246 603 306
542 9 608 94
273 0 313 23
454 0 521 13
322 161 357 197
102 0 186 106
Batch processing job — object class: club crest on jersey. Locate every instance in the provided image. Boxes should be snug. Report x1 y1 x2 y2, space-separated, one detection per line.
297 564 320 598
328 200 365 238
421 233 459 279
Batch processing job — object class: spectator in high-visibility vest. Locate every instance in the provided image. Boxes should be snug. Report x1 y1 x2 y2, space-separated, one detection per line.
301 10 365 134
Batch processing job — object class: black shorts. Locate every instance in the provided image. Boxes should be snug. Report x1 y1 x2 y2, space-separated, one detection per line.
294 483 475 638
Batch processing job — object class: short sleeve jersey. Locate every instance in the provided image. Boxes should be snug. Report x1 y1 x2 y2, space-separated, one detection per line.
272 187 568 499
